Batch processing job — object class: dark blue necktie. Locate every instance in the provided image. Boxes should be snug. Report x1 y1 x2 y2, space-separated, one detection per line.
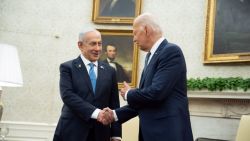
88 63 96 93
140 52 151 88
144 52 151 70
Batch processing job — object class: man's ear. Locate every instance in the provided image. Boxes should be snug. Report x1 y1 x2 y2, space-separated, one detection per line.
78 41 83 46
144 25 152 36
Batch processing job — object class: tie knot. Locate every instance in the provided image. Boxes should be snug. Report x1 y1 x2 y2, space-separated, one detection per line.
146 52 151 59
88 63 95 68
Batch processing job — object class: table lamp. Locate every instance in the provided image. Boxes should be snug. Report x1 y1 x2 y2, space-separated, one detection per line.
0 43 23 121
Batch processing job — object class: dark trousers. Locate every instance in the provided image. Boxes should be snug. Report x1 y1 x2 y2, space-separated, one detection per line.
87 128 95 141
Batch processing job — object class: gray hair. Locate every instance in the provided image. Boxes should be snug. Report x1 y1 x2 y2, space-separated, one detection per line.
78 28 100 42
134 13 162 35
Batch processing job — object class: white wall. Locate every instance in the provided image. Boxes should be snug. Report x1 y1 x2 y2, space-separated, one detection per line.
1 0 249 140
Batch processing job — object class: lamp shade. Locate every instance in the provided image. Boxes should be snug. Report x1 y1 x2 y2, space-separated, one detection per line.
0 44 23 87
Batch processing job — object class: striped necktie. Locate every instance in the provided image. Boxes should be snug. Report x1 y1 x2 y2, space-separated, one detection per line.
88 63 96 93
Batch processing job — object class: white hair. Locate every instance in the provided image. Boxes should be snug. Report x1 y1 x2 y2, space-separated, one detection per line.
134 13 162 35
78 28 99 42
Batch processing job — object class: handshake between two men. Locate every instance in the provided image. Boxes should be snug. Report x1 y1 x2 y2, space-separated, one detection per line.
97 82 131 125
97 107 115 125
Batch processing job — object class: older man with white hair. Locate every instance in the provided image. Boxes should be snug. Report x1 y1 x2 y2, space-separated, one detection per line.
104 13 194 141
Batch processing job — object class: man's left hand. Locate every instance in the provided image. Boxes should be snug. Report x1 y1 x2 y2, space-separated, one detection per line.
120 81 131 100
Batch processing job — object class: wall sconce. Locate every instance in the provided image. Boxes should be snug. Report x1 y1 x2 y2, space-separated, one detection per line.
0 44 23 121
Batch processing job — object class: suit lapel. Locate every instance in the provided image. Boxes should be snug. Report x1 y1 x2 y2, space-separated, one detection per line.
139 71 145 88
73 56 94 94
95 61 106 96
139 39 168 88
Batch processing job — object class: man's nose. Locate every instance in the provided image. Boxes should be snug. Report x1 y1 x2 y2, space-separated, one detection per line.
133 37 137 43
94 45 102 51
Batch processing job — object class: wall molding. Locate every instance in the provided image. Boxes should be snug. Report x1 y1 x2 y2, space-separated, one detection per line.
188 91 250 118
188 91 250 99
0 121 56 141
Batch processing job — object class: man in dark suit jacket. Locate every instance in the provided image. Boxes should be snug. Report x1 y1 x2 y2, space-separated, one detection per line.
103 45 130 83
53 29 121 141
104 13 193 141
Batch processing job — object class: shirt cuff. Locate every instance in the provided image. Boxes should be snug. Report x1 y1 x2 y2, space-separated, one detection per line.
124 89 129 101
112 110 118 121
91 108 100 119
111 137 121 140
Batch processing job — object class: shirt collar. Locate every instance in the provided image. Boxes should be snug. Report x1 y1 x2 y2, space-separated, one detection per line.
107 58 111 63
149 37 165 55
80 54 98 67
107 58 114 63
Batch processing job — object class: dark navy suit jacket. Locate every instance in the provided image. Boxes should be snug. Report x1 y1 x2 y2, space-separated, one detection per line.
53 56 121 141
116 39 193 141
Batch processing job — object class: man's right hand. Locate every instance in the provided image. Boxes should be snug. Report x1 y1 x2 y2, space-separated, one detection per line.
97 107 114 125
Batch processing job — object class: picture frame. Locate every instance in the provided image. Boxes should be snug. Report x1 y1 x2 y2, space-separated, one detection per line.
204 0 250 64
92 0 142 24
98 29 139 89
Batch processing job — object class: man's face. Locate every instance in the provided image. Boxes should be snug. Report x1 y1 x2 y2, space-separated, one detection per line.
78 31 102 62
133 23 149 51
106 45 117 60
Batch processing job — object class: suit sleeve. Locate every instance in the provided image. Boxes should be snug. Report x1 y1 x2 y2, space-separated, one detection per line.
59 63 96 121
115 105 138 124
127 46 186 109
109 68 122 137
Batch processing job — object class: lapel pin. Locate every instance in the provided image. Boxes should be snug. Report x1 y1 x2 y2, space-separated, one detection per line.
100 66 104 69
78 64 81 68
